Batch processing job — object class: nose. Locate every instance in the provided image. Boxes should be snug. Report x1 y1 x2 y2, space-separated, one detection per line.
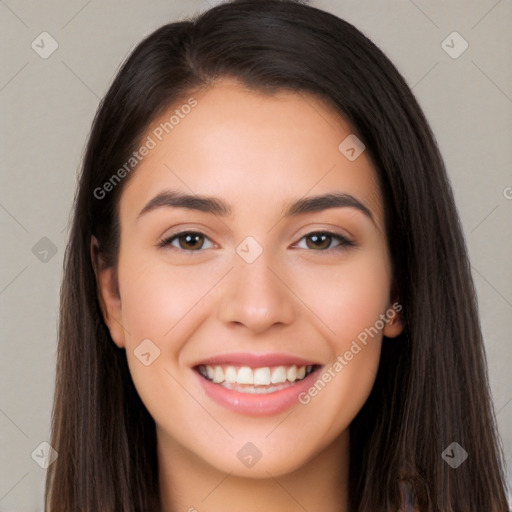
216 253 296 334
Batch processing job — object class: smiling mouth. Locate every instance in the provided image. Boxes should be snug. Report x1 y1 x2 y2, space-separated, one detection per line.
194 364 322 394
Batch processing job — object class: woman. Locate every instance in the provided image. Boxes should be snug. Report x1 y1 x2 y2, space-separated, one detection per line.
45 1 510 510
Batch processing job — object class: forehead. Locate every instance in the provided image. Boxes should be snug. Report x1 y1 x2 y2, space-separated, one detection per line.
120 78 384 230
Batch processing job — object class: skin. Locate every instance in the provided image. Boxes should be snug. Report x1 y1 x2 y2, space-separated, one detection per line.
94 78 404 512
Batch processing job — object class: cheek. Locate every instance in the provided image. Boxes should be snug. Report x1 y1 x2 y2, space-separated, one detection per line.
291 252 390 437
115 254 213 421
117 254 216 346
292 250 392 346
290 249 390 413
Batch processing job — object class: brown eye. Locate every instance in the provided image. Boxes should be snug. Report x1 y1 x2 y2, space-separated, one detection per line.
298 231 355 251
306 233 331 250
159 231 213 251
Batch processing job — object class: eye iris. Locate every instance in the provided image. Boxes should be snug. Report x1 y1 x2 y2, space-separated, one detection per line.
180 232 203 250
306 233 331 250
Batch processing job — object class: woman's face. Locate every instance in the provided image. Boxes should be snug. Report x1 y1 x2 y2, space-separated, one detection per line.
96 78 403 477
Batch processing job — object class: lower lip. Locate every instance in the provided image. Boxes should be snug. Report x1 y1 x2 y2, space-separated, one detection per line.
194 368 322 416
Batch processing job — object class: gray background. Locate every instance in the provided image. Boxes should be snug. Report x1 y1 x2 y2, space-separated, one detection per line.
1 0 511 509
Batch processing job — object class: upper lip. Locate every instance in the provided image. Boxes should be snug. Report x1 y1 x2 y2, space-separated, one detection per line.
193 352 321 368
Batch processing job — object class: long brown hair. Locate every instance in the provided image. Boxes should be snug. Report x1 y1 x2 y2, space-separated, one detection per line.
45 1 510 510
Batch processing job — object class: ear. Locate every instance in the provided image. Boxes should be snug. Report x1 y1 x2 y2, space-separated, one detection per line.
90 236 126 349
383 279 404 338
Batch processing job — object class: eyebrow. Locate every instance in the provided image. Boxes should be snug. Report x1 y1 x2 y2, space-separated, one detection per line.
136 189 375 224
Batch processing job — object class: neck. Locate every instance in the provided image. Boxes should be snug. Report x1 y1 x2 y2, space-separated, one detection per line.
158 428 350 512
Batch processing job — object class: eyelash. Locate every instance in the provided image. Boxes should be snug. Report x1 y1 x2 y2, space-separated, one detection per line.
158 230 355 253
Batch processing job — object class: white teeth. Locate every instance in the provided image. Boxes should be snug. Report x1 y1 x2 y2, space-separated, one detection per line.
224 366 237 383
200 364 313 386
213 366 224 383
237 366 253 385
253 367 271 385
287 365 297 382
270 366 287 384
